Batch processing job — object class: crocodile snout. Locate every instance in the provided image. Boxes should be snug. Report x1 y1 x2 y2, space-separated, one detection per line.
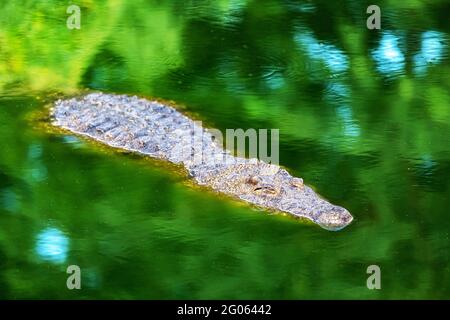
315 206 353 231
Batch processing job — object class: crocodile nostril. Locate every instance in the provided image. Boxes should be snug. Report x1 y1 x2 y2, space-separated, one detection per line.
291 177 304 189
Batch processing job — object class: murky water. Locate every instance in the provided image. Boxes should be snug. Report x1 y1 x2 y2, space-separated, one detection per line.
0 0 449 299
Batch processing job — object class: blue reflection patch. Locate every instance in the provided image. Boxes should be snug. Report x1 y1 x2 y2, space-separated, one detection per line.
294 30 349 74
35 227 69 264
372 32 405 77
1 188 20 213
413 31 447 76
336 105 361 138
62 135 83 149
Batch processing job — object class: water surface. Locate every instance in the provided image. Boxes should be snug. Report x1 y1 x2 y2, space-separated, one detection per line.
0 0 449 299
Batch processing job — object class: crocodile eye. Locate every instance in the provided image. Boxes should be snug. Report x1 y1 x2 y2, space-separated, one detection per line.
253 186 277 195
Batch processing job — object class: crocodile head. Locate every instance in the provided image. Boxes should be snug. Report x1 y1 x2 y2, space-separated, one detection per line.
211 162 353 231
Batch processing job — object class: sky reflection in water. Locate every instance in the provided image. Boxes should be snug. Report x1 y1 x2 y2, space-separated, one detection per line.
371 31 405 78
413 31 447 76
35 228 69 264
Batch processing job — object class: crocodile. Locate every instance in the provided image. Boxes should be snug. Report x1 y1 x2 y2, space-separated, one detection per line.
51 93 353 231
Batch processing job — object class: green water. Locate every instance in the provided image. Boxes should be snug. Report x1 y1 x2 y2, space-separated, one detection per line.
0 0 449 299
